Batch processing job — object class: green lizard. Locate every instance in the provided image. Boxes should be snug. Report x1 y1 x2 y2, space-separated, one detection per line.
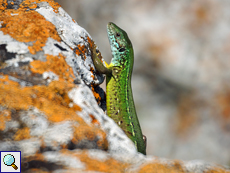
92 22 146 155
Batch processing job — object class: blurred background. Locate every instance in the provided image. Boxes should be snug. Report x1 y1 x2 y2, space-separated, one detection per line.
56 0 230 166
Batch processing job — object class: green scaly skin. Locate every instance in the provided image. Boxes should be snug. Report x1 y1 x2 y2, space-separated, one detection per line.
92 22 146 155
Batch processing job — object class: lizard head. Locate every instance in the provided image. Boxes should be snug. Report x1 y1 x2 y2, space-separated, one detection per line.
107 22 134 67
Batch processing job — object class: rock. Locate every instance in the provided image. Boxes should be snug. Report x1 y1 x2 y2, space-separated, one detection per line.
0 0 229 172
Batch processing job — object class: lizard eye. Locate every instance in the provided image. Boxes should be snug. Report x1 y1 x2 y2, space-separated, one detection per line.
116 33 120 37
119 48 126 52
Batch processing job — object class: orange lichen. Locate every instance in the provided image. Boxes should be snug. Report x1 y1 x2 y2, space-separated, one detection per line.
30 54 75 83
0 110 11 131
91 85 101 104
24 153 45 162
28 40 46 55
0 76 33 110
0 0 7 10
139 161 229 173
96 131 108 150
0 0 109 152
139 160 185 173
72 151 128 173
89 114 100 125
75 44 87 60
0 9 61 54
72 124 108 150
0 52 100 146
0 55 83 122
14 127 31 141
19 0 61 11
205 167 230 173
28 3 38 9
0 1 110 167
2 52 83 124
90 66 95 73
87 37 94 50
21 153 53 171
53 8 58 13
0 74 83 124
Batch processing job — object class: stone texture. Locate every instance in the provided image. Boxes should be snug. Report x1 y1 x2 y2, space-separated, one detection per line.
0 0 229 172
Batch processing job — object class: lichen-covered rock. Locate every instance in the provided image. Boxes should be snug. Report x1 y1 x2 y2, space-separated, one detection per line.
0 0 229 172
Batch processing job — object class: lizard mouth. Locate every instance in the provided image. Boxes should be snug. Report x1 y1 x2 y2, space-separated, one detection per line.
107 22 116 34
107 22 119 55
107 22 116 46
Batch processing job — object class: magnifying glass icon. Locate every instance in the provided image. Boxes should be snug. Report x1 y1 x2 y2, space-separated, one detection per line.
3 154 18 170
